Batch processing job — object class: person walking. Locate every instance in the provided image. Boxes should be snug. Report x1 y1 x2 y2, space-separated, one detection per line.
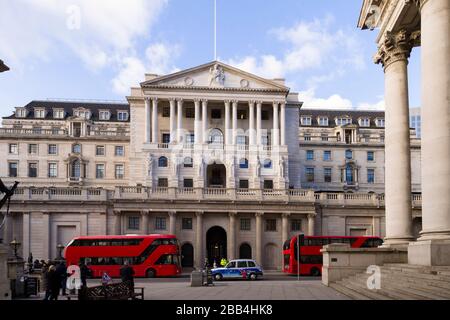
56 261 68 296
119 261 135 291
48 265 61 300
41 262 50 300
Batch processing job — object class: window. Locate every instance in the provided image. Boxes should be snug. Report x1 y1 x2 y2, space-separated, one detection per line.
239 179 249 189
71 159 81 178
304 134 311 141
115 146 124 157
72 144 81 154
261 110 269 120
345 150 353 160
336 118 352 126
16 108 27 118
184 157 193 168
211 109 221 119
182 218 193 230
263 159 272 169
367 169 375 184
128 216 140 230
291 220 302 232
28 163 38 178
96 164 105 179
9 144 18 154
99 111 110 120
185 134 195 144
117 111 129 121
318 117 328 126
359 118 370 127
301 116 312 126
263 180 273 189
324 167 332 183
239 158 249 169
162 133 171 144
306 150 314 161
185 107 195 118
32 126 42 134
115 164 124 179
8 162 18 178
237 135 248 145
158 157 168 168
34 108 46 118
261 135 270 145
240 218 251 231
306 167 315 182
183 178 193 188
237 110 247 120
376 118 385 127
367 151 375 162
48 163 58 178
323 150 332 161
265 219 277 232
48 144 57 155
158 178 168 187
96 145 105 156
162 107 170 117
155 217 167 230
53 109 65 119
321 134 329 141
28 144 38 155
346 164 354 184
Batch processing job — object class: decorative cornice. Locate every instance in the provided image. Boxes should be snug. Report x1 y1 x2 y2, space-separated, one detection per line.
141 84 289 94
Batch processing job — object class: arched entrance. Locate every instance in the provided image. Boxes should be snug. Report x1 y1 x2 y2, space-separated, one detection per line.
207 162 226 188
206 226 227 266
239 243 252 259
181 243 194 268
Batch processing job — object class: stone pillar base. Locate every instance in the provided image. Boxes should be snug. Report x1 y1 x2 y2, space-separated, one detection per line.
0 244 11 300
408 240 450 266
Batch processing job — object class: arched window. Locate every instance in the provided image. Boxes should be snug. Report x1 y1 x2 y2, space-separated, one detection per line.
208 128 223 144
345 149 353 160
158 156 168 168
72 144 81 154
263 159 272 169
71 159 81 178
346 164 354 184
239 158 249 169
184 157 193 168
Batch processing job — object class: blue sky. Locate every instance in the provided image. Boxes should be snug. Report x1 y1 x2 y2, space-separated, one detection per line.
0 0 421 118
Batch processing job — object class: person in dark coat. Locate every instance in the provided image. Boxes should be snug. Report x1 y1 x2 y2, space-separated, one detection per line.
119 261 135 290
79 262 90 288
56 261 68 295
41 262 50 300
48 265 61 300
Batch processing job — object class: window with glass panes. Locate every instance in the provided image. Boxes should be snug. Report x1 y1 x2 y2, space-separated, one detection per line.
162 107 170 117
9 144 18 154
28 144 38 155
182 218 193 230
128 216 140 230
265 219 277 231
115 164 124 179
323 150 331 161
162 133 171 144
306 167 315 182
367 151 374 161
28 163 38 177
48 144 57 155
263 180 273 189
8 162 18 177
240 218 251 231
158 178 168 187
239 179 249 189
115 146 124 156
306 150 314 160
183 179 193 188
48 163 58 178
96 145 105 156
155 217 167 230
367 169 375 184
96 164 105 179
291 219 302 231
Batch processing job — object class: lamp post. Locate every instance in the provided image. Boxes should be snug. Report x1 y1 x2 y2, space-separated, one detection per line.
56 243 65 261
9 239 21 259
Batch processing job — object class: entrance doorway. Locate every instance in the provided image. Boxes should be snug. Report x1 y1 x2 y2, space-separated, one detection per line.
239 243 252 259
181 243 194 268
206 163 226 188
206 226 227 266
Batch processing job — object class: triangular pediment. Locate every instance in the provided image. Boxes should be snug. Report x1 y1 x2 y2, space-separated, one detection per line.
141 61 289 92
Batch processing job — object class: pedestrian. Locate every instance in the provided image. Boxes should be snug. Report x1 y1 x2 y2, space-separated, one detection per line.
41 262 50 301
119 261 135 291
79 262 89 288
56 261 68 295
48 265 61 300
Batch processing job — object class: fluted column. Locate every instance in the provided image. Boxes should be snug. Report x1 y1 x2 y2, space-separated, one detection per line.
308 214 315 236
194 99 201 144
256 101 262 145
375 29 415 246
141 210 149 235
224 100 231 145
202 100 208 144
280 102 286 145
145 98 151 143
177 99 183 143
272 102 279 146
228 212 237 260
232 100 238 145
169 99 176 143
151 98 159 144
195 211 204 269
249 101 256 146
169 211 177 235
255 212 264 265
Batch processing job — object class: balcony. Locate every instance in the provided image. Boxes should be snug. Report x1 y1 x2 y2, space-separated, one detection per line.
0 128 67 137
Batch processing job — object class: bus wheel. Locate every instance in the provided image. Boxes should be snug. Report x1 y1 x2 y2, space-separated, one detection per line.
249 273 258 281
311 268 321 277
146 269 156 278
214 274 223 281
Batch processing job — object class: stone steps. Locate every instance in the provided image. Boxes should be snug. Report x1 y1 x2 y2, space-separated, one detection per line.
329 282 372 300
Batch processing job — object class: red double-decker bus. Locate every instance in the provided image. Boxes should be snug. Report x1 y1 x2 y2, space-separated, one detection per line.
283 235 383 276
64 234 181 278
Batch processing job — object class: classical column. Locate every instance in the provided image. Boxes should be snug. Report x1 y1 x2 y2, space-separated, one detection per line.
22 212 30 259
256 101 262 145
375 29 415 246
169 211 177 235
145 98 151 143
228 212 237 260
272 102 279 146
151 98 159 144
224 100 231 145
232 100 238 145
141 211 149 235
255 212 264 265
308 214 315 236
177 99 183 143
281 213 290 245
280 102 286 145
113 210 121 235
194 99 201 144
249 101 256 146
42 212 50 260
202 100 208 144
169 99 176 143
419 0 450 241
195 211 204 269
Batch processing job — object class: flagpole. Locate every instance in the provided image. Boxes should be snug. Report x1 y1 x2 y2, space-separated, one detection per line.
214 0 217 60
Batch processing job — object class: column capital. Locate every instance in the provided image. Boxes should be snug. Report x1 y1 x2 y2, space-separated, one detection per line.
255 212 264 217
113 210 121 216
144 97 151 102
231 99 239 105
374 29 420 70
256 100 263 105
141 210 150 216
176 98 184 103
193 98 201 103
201 99 208 104
195 211 204 217
248 100 256 106
228 211 237 218
272 101 280 107
151 97 159 102
224 99 231 104
307 213 316 219
282 212 291 218
168 97 177 102
168 211 177 217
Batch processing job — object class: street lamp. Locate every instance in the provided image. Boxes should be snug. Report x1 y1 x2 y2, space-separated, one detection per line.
9 238 21 258
57 243 65 260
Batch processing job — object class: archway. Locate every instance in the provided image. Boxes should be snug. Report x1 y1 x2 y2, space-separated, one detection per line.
181 243 194 268
239 243 252 259
206 163 226 188
206 226 227 267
